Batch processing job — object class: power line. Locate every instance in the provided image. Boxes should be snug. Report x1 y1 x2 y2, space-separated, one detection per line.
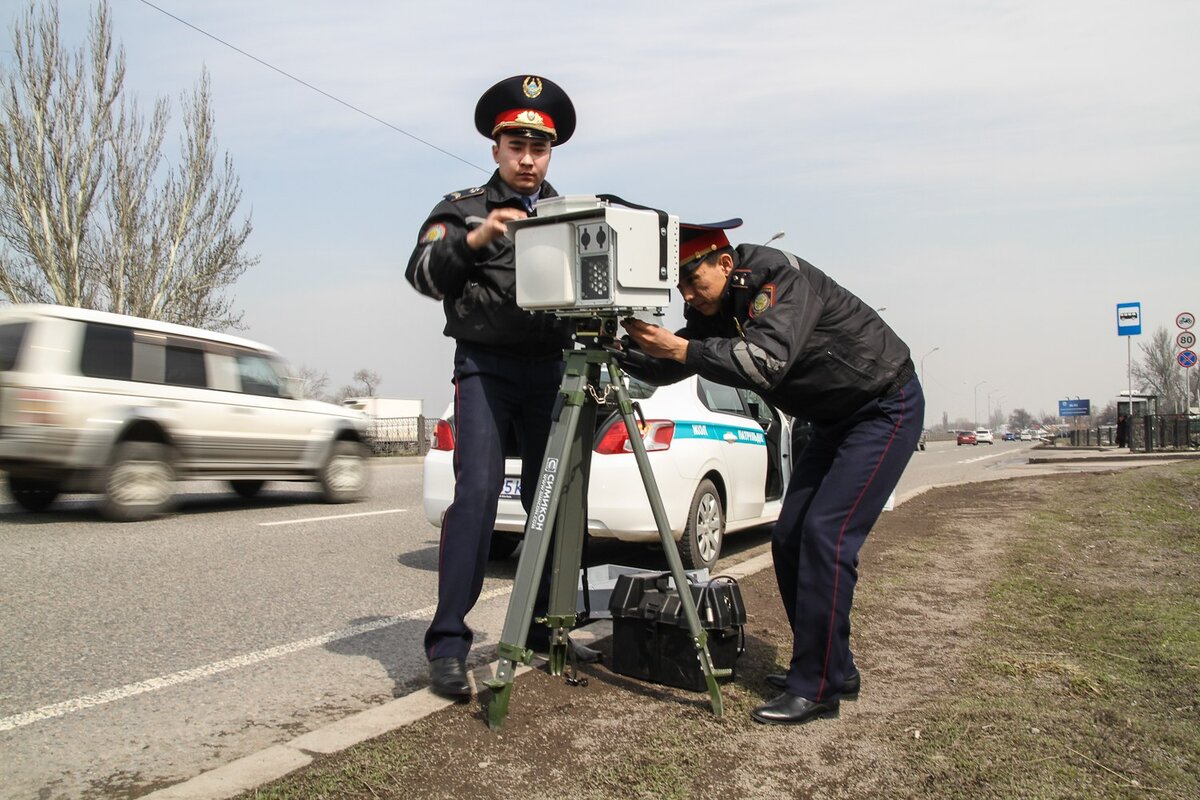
133 0 489 175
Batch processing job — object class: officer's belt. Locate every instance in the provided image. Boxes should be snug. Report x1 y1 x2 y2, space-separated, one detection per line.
879 358 916 399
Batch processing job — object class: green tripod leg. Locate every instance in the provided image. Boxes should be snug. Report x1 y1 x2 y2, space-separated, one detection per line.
607 356 729 716
485 348 597 730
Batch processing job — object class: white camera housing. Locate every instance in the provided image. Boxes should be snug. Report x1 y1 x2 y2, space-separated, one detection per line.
509 196 679 315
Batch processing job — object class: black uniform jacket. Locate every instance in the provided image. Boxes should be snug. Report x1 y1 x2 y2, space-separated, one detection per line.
625 244 912 425
404 170 572 358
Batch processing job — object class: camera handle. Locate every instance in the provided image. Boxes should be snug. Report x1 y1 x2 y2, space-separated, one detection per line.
484 333 728 730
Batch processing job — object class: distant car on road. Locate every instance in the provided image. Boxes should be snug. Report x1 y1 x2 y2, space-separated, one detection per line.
1003 431 1016 441
0 304 371 520
1020 430 1033 441
422 372 791 570
916 428 928 451
974 428 995 445
957 430 977 446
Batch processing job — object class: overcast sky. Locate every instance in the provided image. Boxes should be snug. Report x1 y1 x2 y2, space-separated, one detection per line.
31 0 1200 424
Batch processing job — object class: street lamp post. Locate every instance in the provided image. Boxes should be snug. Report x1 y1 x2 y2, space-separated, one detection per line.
987 389 1002 427
974 380 987 428
920 347 940 386
763 231 785 246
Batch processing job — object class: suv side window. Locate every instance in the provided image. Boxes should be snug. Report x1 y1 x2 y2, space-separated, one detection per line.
235 352 284 397
699 377 746 416
0 322 29 371
81 323 134 380
165 343 207 388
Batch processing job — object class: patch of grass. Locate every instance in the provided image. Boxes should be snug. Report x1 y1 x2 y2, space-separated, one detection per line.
893 464 1200 799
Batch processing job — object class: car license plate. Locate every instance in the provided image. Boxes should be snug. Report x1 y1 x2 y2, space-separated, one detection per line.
499 477 521 499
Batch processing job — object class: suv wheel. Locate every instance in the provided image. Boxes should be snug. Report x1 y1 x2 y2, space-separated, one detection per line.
679 478 724 571
319 441 368 503
100 442 174 522
230 480 265 498
8 475 61 512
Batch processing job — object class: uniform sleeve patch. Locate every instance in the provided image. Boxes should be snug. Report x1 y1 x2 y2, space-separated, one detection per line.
420 223 447 243
749 284 776 318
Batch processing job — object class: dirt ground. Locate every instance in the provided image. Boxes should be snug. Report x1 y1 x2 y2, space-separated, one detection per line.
246 474 1102 800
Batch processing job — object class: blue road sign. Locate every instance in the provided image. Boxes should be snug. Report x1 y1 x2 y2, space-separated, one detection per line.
1117 302 1142 336
1059 399 1091 417
1179 350 1197 369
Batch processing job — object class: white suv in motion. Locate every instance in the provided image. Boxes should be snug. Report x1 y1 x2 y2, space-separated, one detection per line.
0 304 370 520
974 428 995 445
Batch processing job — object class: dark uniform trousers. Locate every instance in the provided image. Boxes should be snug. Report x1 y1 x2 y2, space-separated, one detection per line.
424 344 566 662
773 374 925 702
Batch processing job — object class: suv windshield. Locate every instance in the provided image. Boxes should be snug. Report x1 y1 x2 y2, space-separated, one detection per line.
0 322 29 371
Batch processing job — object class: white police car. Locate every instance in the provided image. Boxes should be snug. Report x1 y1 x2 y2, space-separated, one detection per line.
421 372 791 570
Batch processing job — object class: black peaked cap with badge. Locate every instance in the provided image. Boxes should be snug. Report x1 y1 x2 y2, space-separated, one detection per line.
474 75 576 145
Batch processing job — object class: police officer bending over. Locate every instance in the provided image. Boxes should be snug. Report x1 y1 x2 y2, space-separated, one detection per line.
405 75 598 701
622 221 924 725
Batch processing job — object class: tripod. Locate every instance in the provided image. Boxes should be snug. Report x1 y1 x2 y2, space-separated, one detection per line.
484 318 728 730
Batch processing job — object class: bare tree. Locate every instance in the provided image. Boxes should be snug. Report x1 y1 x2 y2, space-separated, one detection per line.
0 1 255 329
1134 326 1187 414
352 368 381 397
292 364 330 401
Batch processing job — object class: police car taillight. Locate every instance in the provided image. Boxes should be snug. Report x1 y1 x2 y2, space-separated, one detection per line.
594 420 674 454
431 419 455 451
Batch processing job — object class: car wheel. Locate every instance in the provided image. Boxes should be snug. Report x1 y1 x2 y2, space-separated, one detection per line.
319 441 369 503
8 475 61 512
679 478 724 571
99 442 175 522
230 480 265 498
489 531 521 560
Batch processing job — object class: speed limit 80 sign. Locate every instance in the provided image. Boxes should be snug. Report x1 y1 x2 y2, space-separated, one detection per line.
1180 330 1198 349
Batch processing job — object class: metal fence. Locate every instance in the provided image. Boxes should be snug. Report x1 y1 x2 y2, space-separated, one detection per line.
364 416 437 456
1067 416 1199 451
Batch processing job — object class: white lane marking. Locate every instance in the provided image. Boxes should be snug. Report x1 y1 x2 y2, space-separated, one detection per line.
258 508 407 526
0 585 513 732
958 450 1010 465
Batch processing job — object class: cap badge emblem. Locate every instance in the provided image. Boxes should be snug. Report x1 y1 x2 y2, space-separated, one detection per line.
522 76 543 98
515 110 544 126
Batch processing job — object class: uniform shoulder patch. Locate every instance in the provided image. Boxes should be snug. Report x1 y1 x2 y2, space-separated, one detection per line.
420 223 447 244
748 283 776 319
444 186 485 203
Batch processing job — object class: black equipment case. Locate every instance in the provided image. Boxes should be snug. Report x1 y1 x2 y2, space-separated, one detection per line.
607 571 746 691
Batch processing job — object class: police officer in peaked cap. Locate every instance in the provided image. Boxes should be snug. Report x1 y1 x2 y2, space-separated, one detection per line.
405 75 597 701
622 221 924 726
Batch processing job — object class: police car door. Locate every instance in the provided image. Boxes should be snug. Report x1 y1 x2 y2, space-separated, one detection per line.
697 378 767 522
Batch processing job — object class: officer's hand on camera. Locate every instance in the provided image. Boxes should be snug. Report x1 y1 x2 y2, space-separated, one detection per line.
467 207 528 250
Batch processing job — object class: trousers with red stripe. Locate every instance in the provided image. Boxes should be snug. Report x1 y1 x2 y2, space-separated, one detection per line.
773 375 924 702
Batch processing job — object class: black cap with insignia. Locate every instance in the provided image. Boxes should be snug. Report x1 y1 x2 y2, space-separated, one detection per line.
474 75 576 145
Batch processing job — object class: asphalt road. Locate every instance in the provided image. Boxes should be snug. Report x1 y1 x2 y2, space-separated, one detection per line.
0 439 1047 799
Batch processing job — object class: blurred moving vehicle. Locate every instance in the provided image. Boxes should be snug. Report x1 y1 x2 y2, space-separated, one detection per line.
957 430 977 446
423 371 791 570
1020 430 1033 441
0 304 371 521
974 428 995 445
916 428 928 451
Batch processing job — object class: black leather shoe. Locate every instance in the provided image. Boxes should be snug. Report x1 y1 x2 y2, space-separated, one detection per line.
765 667 861 698
429 657 471 699
751 693 840 725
